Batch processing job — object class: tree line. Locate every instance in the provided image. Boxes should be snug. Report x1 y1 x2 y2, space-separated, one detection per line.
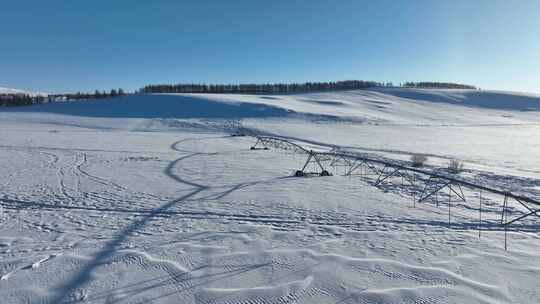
2 81 478 108
403 82 477 90
140 80 387 94
50 88 126 101
1 89 126 107
141 80 478 94
0 94 47 107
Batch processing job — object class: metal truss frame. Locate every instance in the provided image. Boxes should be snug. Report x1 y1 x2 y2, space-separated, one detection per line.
249 135 540 245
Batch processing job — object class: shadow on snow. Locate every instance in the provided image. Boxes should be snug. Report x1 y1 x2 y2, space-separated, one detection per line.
0 94 293 119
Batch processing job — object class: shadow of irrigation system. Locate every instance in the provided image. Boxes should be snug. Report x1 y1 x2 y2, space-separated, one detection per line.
249 135 540 251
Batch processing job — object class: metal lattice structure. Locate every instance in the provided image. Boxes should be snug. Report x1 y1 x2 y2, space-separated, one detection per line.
248 135 540 250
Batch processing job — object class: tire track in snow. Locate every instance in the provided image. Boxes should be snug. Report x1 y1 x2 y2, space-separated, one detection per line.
34 135 414 302
48 136 212 303
74 151 163 207
75 152 129 193
55 152 82 203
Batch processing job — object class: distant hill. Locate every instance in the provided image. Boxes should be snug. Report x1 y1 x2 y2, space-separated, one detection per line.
0 86 48 96
2 88 539 123
372 88 540 111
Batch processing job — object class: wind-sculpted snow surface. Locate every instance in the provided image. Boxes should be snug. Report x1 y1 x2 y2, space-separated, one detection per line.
372 88 540 111
0 89 540 303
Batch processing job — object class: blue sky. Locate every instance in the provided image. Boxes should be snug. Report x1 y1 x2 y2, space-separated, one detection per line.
1 0 539 94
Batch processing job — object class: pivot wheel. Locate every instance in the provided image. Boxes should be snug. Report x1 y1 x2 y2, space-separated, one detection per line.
320 170 331 176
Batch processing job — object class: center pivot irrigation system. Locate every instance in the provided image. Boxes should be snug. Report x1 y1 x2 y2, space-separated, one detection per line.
249 135 540 250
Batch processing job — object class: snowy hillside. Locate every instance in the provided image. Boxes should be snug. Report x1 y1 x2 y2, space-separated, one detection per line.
4 88 539 178
0 87 28 94
374 88 540 111
0 86 48 96
1 88 539 303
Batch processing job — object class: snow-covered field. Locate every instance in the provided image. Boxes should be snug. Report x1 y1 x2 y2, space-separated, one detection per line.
1 88 539 303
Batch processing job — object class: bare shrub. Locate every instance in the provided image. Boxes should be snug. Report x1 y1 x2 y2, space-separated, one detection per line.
448 159 464 174
411 154 428 167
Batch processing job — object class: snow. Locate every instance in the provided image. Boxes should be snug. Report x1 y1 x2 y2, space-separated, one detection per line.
0 86 48 97
0 88 539 303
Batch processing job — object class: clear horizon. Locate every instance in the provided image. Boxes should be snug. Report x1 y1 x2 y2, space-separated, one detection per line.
2 0 539 94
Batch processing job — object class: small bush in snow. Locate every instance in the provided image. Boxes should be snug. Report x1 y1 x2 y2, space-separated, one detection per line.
411 154 428 167
448 159 464 174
